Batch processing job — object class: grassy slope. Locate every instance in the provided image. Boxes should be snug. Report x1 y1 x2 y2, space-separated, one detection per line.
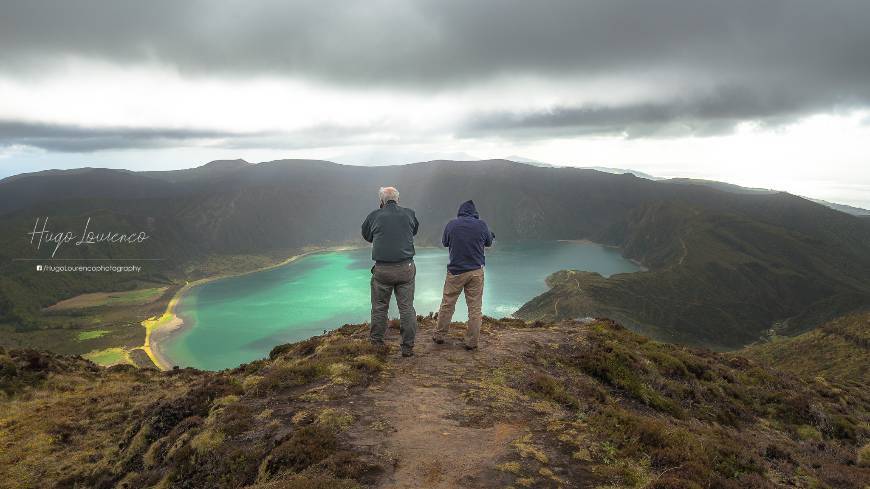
1 318 867 489
81 347 134 367
0 285 177 366
44 287 168 311
0 251 304 365
743 311 869 384
517 202 870 348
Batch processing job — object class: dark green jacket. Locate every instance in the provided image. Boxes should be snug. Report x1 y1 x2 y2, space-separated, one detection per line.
361 201 419 263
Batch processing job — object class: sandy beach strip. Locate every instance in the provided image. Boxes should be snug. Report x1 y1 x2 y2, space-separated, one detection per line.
140 246 360 370
140 284 189 370
147 315 184 369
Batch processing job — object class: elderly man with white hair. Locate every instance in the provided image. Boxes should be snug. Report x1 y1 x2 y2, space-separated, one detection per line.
361 186 420 357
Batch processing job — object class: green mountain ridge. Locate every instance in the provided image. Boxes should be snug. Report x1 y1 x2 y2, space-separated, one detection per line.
2 159 869 351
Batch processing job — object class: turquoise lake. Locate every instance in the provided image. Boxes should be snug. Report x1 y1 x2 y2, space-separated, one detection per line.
166 241 641 370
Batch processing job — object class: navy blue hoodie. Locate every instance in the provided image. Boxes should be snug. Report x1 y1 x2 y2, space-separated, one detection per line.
442 200 495 275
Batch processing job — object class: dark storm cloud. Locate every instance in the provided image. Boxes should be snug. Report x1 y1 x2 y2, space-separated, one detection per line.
0 121 259 152
461 85 822 138
0 120 385 152
1 0 870 141
2 0 868 86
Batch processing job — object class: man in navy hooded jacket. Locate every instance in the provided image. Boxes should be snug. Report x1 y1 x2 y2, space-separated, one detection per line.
433 200 495 350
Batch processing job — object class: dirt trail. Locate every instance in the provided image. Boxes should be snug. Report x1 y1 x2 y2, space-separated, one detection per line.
345 321 578 488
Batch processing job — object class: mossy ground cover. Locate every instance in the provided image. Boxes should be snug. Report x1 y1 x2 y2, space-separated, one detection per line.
0 322 386 489
77 329 110 341
82 347 133 366
507 319 870 488
0 318 867 489
744 311 870 384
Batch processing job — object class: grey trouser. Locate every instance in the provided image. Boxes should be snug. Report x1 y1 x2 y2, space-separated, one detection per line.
434 267 484 348
370 261 417 351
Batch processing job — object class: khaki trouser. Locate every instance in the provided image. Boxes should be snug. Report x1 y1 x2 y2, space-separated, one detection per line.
370 261 417 353
434 268 484 348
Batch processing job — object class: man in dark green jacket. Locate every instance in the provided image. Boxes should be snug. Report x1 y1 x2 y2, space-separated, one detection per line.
361 186 419 357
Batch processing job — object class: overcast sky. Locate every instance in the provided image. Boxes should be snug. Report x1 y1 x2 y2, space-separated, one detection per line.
1 0 869 207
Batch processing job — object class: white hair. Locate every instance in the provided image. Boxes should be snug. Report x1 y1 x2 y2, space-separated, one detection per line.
379 186 399 204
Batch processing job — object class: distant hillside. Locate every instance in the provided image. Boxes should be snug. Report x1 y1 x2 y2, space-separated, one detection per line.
514 187 870 347
140 158 252 183
2 159 870 348
580 166 660 180
808 199 870 217
743 311 869 383
664 177 777 195
1 318 868 488
663 177 870 216
502 155 556 167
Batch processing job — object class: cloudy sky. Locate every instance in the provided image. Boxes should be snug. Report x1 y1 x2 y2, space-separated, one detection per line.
1 0 869 207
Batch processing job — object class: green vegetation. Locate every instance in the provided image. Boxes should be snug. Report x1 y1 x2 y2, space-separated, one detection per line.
0 244 297 366
0 323 386 489
0 305 153 368
743 311 869 383
77 329 110 341
527 373 581 410
516 198 870 349
1 318 867 488
859 443 870 467
3 160 870 352
45 287 168 311
82 347 133 366
505 319 870 488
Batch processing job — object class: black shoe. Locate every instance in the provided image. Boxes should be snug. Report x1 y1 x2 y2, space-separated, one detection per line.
401 349 414 357
464 345 478 351
432 337 444 344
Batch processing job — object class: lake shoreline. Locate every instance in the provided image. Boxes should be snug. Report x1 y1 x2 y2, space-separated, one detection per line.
141 245 363 370
150 240 642 371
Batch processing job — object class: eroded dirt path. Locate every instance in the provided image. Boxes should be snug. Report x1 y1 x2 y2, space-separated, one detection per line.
345 320 583 488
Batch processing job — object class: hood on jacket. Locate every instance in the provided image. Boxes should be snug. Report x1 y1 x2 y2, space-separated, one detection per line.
457 200 479 218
